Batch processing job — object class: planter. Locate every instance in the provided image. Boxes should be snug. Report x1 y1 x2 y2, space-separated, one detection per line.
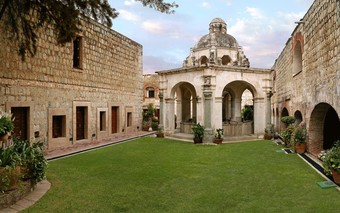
213 138 223 144
331 170 340 184
294 143 306 154
263 134 273 140
193 138 203 144
142 125 150 131
0 133 9 141
156 132 164 138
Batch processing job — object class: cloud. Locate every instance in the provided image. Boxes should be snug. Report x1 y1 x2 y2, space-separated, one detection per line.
246 7 265 19
124 0 137 6
201 2 211 8
118 9 140 22
143 55 182 73
278 12 305 31
141 21 164 34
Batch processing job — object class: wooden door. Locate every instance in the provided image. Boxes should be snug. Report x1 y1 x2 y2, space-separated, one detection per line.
111 107 118 134
76 107 85 140
11 107 29 140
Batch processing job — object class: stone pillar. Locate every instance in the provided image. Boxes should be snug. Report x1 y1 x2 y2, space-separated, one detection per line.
176 99 182 129
234 97 242 122
159 92 164 130
265 91 273 132
165 98 175 135
203 91 213 143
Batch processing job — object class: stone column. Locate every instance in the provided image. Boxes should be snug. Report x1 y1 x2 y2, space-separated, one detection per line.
266 91 273 132
203 91 213 143
165 98 175 135
234 97 242 122
158 92 164 130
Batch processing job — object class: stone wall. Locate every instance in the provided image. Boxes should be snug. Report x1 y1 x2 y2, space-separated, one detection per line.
0 17 143 149
272 0 339 154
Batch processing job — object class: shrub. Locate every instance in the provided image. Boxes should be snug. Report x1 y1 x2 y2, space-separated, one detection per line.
321 141 340 175
0 110 14 135
281 116 295 126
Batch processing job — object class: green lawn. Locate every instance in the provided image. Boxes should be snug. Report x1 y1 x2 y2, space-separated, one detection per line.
23 138 339 212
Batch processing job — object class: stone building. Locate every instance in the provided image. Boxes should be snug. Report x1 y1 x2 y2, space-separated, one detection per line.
0 17 143 149
272 0 340 156
157 18 273 141
143 74 160 118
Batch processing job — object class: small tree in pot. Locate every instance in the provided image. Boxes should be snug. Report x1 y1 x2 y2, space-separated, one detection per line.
192 123 204 144
292 126 307 154
213 128 223 144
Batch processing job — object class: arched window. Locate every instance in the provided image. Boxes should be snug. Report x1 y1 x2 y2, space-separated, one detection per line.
292 32 303 76
221 55 231 65
200 56 208 66
146 87 155 98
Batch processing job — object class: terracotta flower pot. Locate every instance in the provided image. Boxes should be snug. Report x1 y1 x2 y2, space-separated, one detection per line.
332 170 340 184
294 143 306 154
213 138 223 144
0 133 9 141
193 138 203 144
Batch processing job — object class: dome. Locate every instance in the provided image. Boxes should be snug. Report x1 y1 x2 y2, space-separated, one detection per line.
195 33 238 49
194 17 238 49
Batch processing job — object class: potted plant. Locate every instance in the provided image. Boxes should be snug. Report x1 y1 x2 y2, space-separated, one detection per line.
321 141 340 184
192 123 204 144
0 110 14 141
292 126 307 154
280 125 295 146
156 127 164 138
263 125 274 140
213 128 223 144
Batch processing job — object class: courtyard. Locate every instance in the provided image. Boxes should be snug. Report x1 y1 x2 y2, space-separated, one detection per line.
22 137 340 212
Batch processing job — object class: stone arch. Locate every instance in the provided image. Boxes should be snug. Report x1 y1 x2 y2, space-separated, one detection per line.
294 110 303 125
293 40 302 75
309 103 340 155
200 56 208 66
280 107 289 130
221 55 232 65
170 82 198 131
221 81 256 135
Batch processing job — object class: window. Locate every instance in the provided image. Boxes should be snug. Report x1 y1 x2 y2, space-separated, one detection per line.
100 111 106 131
200 56 208 66
292 32 303 76
127 112 132 127
52 115 66 138
146 87 155 98
221 55 231 65
73 36 83 69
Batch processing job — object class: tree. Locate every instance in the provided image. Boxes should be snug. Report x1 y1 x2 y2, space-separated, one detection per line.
0 0 178 60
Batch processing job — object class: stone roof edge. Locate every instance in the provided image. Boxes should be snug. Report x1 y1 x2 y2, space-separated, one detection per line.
156 66 272 75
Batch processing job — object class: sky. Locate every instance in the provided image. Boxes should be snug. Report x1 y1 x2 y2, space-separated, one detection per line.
108 0 314 74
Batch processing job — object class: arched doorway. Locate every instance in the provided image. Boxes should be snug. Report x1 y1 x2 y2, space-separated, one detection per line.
170 82 197 133
222 81 256 136
309 103 340 155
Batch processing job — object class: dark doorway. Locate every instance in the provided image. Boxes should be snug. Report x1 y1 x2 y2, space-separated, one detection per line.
11 107 29 140
112 106 118 134
323 107 340 149
76 107 86 140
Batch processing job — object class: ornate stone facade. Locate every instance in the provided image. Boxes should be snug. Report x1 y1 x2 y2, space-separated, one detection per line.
0 17 143 149
272 0 339 155
157 18 272 141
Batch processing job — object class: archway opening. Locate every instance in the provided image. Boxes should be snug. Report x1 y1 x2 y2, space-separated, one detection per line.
281 107 289 130
222 81 256 136
293 40 302 75
221 55 232 65
294 110 303 125
309 103 340 155
171 82 197 133
200 56 208 66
